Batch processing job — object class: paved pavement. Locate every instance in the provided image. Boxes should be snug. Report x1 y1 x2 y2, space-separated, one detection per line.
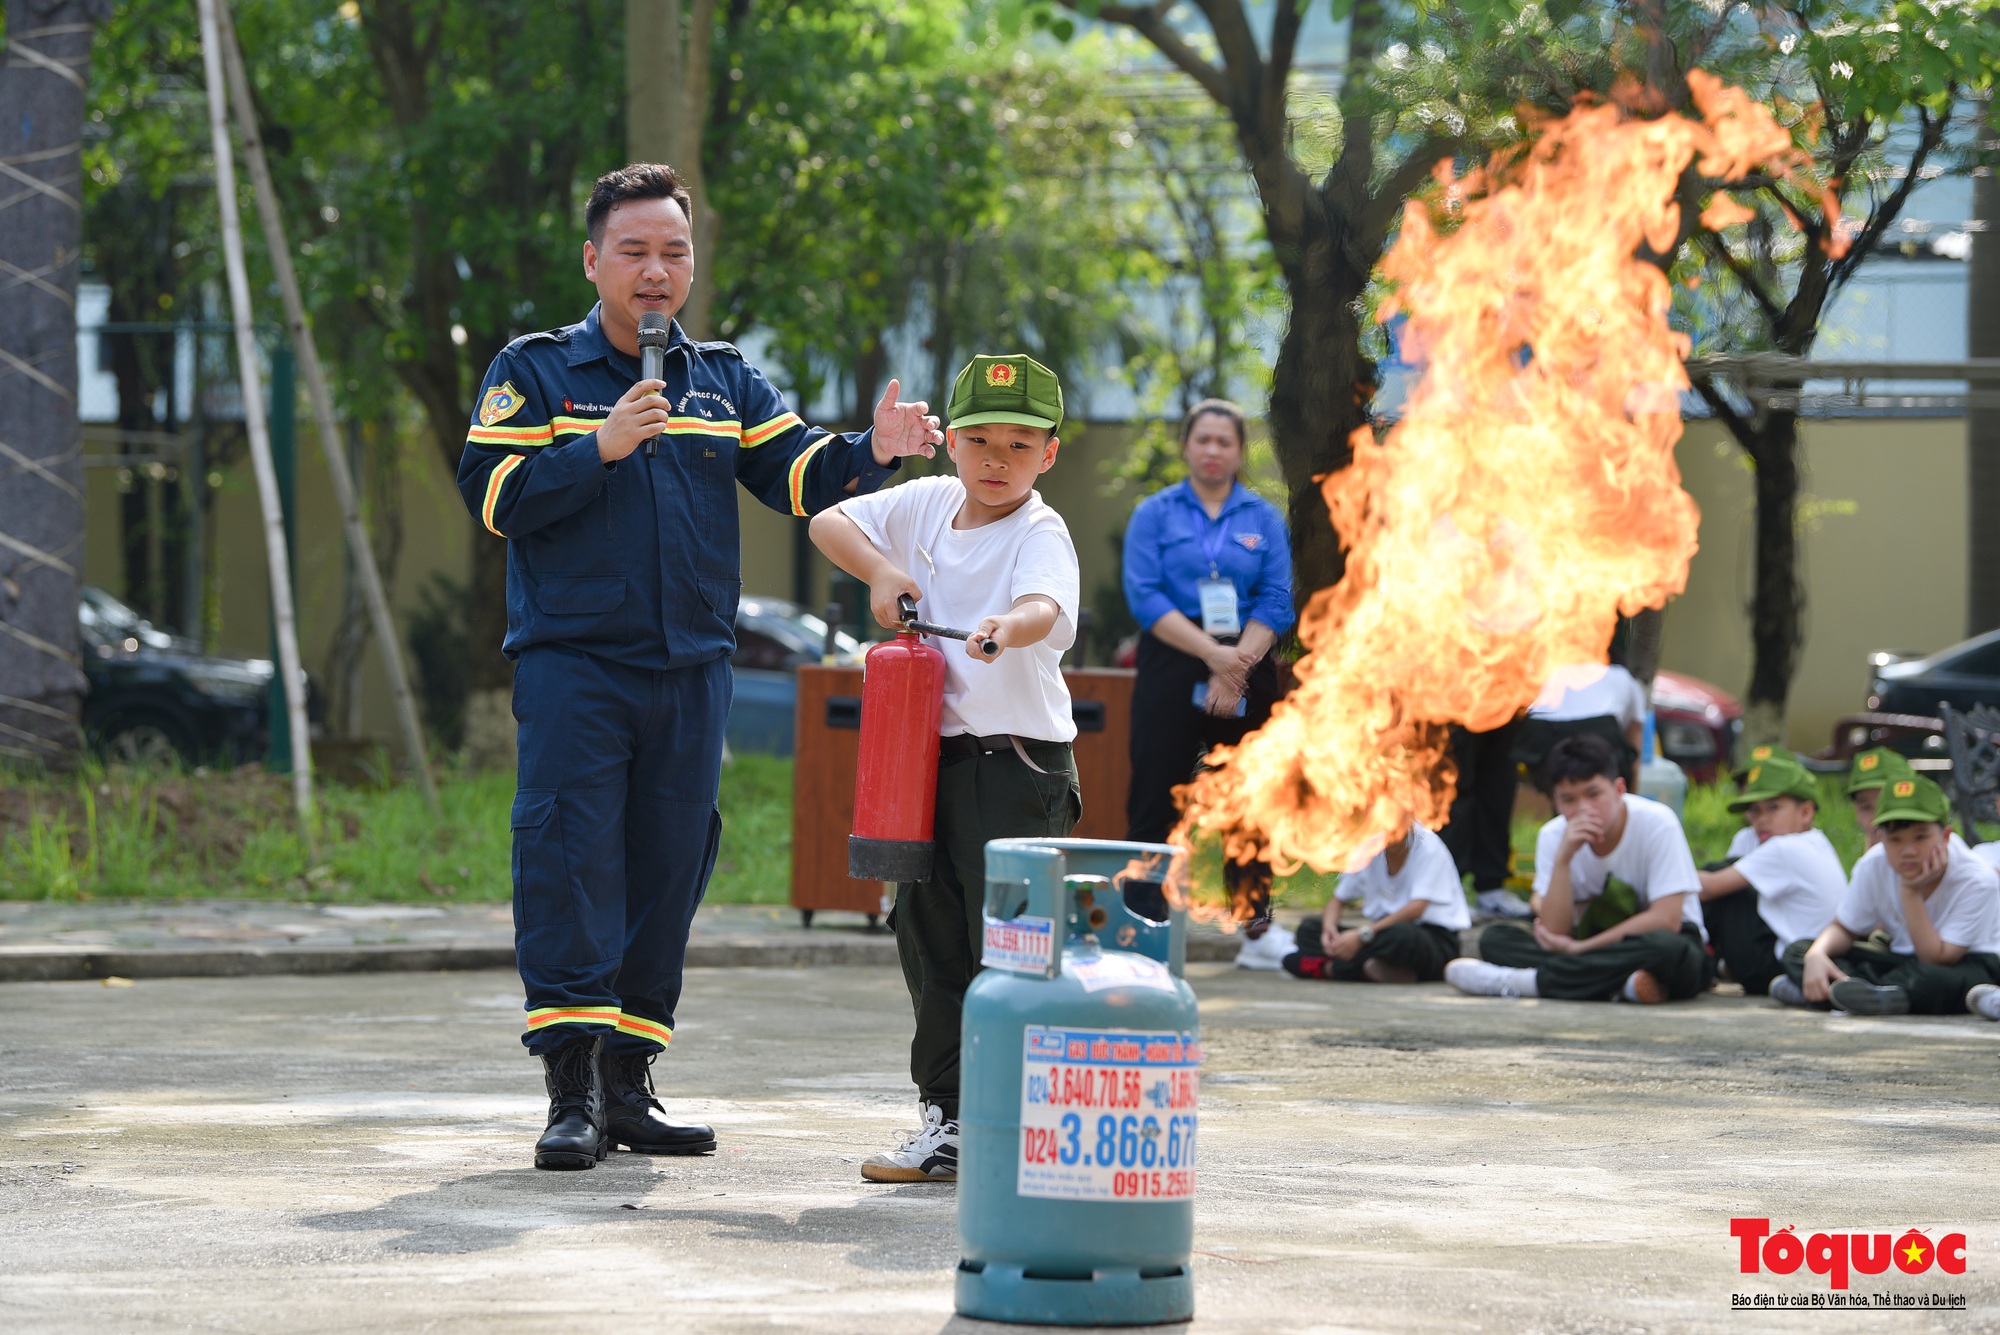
0 900 1248 980
3 963 1997 1332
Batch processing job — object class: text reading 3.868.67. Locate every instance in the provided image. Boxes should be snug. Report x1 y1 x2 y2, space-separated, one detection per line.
1017 1025 1200 1202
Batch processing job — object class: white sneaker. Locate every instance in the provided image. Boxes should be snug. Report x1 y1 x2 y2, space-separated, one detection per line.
861 1102 958 1182
1967 983 2000 1022
1445 958 1538 999
1474 889 1533 921
1234 922 1297 971
1769 976 1808 1008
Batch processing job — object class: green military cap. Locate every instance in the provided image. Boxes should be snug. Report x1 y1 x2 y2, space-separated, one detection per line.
1728 752 1819 811
948 353 1063 432
1871 773 1951 825
1845 746 1915 796
1733 743 1780 788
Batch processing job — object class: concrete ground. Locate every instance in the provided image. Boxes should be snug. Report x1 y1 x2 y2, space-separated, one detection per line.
2 964 1997 1334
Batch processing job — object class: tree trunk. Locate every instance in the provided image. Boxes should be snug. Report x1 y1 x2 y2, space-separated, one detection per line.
1743 405 1804 747
0 0 108 767
1970 119 2000 635
626 0 717 337
1265 219 1374 603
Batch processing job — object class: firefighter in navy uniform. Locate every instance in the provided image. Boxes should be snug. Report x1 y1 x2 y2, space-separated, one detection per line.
458 163 942 1170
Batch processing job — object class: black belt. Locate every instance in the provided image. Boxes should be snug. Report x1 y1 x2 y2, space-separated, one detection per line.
939 733 1070 774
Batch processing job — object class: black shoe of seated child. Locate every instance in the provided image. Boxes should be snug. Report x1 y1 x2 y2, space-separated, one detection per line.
1829 979 1911 1016
604 1050 717 1155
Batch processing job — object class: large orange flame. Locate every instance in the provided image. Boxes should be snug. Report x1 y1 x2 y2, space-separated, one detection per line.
1174 73 1805 884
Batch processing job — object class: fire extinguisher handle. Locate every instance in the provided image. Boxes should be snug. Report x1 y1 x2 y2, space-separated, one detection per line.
897 594 919 624
896 592 999 656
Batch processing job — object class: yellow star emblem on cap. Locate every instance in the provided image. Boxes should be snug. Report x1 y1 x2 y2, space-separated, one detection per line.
1859 753 1879 770
1747 766 1762 784
985 362 1017 387
1893 780 1915 797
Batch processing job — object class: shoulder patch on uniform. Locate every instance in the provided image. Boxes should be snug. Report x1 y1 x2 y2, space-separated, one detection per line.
479 381 526 426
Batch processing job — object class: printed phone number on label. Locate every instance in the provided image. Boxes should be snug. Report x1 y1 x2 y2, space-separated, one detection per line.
1018 1025 1199 1202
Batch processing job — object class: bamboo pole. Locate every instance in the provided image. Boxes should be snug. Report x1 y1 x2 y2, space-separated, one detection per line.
214 0 439 814
196 0 316 856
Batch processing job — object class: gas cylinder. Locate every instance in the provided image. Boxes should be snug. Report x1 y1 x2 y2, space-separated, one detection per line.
848 630 948 882
957 837 1199 1327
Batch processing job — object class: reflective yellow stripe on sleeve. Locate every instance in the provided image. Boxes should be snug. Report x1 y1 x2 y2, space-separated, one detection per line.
742 411 803 448
468 423 554 447
481 454 527 536
786 435 829 517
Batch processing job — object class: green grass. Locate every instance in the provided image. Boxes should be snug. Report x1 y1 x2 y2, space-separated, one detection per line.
0 755 793 904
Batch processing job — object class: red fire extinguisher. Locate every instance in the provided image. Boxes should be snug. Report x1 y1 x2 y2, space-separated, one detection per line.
848 596 997 881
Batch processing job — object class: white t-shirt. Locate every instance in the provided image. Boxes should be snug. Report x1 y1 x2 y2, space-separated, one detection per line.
1335 825 1471 931
1727 826 1762 860
1529 663 1647 732
1837 842 2000 955
1532 794 1706 939
1970 842 2000 876
1734 828 1846 955
836 475 1079 742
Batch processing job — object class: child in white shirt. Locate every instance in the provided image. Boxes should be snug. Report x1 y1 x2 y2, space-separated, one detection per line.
1282 824 1468 982
1696 751 1844 996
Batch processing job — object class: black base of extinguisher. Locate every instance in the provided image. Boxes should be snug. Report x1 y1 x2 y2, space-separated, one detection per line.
849 836 933 883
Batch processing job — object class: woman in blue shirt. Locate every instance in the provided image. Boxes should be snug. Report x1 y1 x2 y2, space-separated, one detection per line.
1122 400 1295 939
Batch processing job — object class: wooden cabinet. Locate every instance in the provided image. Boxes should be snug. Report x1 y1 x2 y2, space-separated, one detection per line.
788 664 1137 924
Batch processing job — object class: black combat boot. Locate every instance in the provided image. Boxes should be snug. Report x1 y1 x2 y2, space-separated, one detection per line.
603 1049 716 1155
534 1033 608 1170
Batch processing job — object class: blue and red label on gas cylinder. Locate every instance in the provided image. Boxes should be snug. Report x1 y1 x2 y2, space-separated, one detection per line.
1017 1025 1201 1202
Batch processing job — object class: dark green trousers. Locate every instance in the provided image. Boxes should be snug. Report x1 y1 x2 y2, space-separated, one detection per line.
1282 916 1461 981
1702 886 1785 996
1479 920 1711 1000
896 738 1079 1120
1779 937 2000 1014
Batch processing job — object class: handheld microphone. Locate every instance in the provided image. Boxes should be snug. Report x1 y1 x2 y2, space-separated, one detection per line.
637 311 670 457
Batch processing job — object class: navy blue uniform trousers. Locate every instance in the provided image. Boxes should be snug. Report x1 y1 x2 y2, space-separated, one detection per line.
511 644 729 1057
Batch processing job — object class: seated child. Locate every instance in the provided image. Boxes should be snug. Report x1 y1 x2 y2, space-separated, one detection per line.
1846 746 1914 851
1447 733 1709 1003
1779 775 2000 1015
1282 823 1468 983
1722 744 1782 860
809 353 1080 1182
1695 752 1843 996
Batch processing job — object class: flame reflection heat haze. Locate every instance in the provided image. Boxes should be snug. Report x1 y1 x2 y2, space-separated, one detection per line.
1174 73 1807 886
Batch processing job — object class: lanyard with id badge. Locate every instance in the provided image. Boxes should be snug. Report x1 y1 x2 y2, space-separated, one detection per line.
1192 505 1248 716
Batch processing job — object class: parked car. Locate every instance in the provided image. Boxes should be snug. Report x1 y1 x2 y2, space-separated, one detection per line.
726 596 865 757
79 585 275 765
1867 634 2000 720
1651 669 1744 784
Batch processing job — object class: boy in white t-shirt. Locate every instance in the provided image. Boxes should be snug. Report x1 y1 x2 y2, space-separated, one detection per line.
810 354 1080 1184
1779 776 2000 1015
1696 751 1844 996
1281 824 1469 982
1845 746 1916 851
1447 733 1710 1003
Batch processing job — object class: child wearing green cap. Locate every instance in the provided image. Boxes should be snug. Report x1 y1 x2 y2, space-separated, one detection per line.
1695 752 1844 996
809 353 1079 1183
1778 775 2000 1014
1845 746 1916 850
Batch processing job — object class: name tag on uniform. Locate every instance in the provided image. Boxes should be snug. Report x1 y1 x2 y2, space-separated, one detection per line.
1197 576 1240 635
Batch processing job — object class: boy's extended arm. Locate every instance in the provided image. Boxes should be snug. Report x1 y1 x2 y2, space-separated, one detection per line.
972 595 1060 662
809 508 917 630
1698 865 1751 900
1801 920 1858 1001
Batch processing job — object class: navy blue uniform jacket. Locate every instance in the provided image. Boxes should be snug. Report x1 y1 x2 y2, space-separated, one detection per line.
456 305 897 669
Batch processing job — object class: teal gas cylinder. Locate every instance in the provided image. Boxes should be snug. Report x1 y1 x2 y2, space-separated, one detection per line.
956 837 1200 1326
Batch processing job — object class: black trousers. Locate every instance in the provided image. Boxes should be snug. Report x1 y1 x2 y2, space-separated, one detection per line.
896 738 1079 1121
1439 719 1522 892
1479 920 1712 1000
1780 938 2000 1014
1125 630 1282 919
1282 916 1460 981
1702 887 1784 995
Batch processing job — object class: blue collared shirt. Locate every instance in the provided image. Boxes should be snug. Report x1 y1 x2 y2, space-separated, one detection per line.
456 304 898 668
1122 480 1294 638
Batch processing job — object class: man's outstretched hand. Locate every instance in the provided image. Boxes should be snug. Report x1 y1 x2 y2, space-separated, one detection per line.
871 378 943 464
